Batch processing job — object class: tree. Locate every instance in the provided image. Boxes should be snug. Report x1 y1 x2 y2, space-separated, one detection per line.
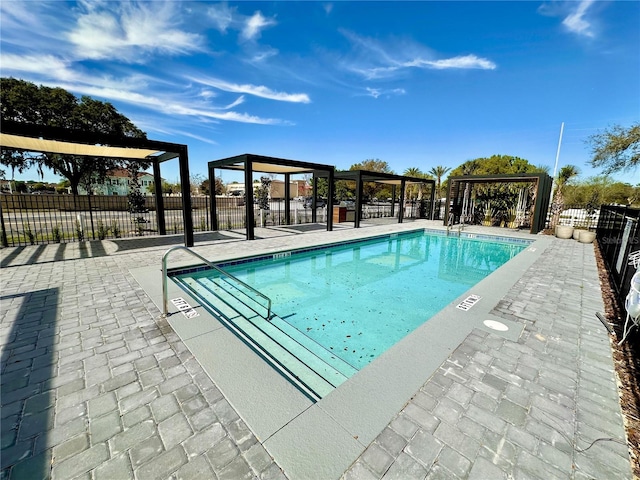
0 78 147 195
588 123 640 174
403 167 422 200
199 177 224 196
550 165 580 229
347 159 394 201
350 159 393 173
428 165 451 199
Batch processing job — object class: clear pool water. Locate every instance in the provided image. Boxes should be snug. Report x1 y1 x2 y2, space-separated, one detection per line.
174 231 527 375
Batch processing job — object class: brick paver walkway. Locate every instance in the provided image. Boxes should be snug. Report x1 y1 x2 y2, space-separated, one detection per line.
1 225 632 479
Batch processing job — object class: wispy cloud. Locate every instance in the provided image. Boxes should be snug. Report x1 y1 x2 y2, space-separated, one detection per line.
208 2 235 33
341 30 496 80
241 11 277 41
562 0 595 37
67 1 205 62
206 5 277 43
538 0 598 38
0 54 73 79
365 87 406 99
189 76 311 103
55 82 284 125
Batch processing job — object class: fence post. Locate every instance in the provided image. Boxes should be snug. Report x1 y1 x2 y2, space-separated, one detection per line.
0 197 8 247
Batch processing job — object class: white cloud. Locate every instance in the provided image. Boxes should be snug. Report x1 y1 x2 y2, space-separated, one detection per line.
341 30 496 80
241 11 277 41
562 0 595 37
67 1 205 62
189 76 311 103
366 88 381 99
538 0 598 38
0 54 73 79
208 3 235 33
412 55 497 70
55 83 283 125
365 87 405 99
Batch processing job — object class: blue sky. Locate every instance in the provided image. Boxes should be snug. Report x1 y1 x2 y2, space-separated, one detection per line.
1 1 638 185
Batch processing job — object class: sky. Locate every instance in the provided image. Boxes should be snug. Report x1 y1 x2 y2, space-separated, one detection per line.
1 0 639 186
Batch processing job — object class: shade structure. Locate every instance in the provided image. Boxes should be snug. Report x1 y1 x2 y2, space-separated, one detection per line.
444 173 553 234
333 170 436 227
208 154 336 240
0 121 194 246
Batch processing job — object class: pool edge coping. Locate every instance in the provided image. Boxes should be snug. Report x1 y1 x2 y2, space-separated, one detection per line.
130 224 550 480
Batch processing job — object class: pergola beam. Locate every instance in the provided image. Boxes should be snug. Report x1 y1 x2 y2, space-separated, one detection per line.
0 121 194 246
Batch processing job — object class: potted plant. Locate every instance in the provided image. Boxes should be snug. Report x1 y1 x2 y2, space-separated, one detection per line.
555 224 574 239
579 230 596 244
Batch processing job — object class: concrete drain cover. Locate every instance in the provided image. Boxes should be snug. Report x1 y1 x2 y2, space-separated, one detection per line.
483 320 509 331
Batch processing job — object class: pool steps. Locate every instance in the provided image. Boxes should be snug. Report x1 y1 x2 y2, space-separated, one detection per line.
173 274 358 399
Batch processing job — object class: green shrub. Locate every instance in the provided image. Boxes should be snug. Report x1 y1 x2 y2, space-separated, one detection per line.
52 225 62 243
97 221 108 240
75 220 84 241
23 222 36 245
111 220 120 238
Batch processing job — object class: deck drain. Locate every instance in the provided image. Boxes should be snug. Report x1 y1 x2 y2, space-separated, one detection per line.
483 320 509 331
456 294 481 311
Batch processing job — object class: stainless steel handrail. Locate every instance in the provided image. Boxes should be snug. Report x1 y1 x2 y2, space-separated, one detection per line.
162 245 272 320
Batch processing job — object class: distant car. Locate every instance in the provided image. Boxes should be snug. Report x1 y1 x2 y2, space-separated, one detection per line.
340 200 355 209
303 198 326 208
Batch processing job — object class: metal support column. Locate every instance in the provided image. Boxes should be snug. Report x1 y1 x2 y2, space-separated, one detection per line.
391 185 396 217
153 160 166 235
398 180 406 223
284 173 291 225
208 164 218 231
244 159 255 240
327 170 334 231
178 147 194 247
354 171 363 228
311 173 318 223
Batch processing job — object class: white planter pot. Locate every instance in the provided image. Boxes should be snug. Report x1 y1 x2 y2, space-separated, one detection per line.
555 225 574 239
579 231 596 244
573 229 582 240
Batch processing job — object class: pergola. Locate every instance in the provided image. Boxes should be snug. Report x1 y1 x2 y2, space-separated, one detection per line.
333 170 436 227
208 154 335 240
0 121 194 246
444 173 553 234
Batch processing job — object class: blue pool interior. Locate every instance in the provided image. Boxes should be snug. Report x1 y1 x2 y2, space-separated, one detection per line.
169 230 530 399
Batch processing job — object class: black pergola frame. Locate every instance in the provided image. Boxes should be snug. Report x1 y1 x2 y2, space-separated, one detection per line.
0 120 194 246
333 170 436 228
444 173 553 234
208 153 335 240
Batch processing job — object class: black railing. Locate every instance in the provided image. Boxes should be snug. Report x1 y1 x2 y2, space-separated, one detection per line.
597 205 640 308
0 193 214 247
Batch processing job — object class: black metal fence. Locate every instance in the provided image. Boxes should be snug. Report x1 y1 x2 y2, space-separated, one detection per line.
597 204 640 307
0 194 439 248
0 193 215 247
553 205 600 230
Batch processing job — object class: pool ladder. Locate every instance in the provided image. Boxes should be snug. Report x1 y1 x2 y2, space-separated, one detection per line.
161 246 272 320
446 223 464 236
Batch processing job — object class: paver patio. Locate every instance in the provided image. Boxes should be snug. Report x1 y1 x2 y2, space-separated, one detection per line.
0 221 632 479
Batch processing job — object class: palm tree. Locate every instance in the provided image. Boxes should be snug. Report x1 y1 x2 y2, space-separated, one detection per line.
403 167 422 200
550 165 579 229
428 165 451 199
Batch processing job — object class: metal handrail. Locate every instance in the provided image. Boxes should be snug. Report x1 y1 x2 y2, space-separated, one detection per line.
162 245 272 320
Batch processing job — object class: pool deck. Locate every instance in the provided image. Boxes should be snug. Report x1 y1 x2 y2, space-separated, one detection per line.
0 220 633 479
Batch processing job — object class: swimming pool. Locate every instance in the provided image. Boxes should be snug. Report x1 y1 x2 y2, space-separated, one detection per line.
169 229 529 398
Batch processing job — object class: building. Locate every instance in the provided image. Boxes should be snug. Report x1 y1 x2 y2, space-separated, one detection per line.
225 179 310 199
77 168 156 196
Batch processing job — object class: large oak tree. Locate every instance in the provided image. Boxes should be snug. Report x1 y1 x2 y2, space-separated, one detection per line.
1 78 147 195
